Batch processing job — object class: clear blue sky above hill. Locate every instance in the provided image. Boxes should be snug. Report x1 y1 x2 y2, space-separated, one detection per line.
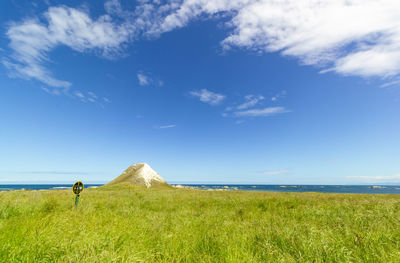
0 0 399 184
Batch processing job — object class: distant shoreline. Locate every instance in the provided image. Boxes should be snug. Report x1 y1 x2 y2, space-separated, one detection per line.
1 184 400 194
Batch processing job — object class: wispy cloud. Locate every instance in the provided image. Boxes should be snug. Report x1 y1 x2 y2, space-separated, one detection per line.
74 91 85 100
347 174 400 182
159 124 176 129
234 107 289 117
137 72 163 87
271 90 287 102
140 0 400 79
190 89 225 105
40 86 63 95
6 0 400 94
237 95 264 110
264 170 289 175
223 93 289 119
72 90 107 104
381 79 400 88
137 73 150 86
3 1 134 90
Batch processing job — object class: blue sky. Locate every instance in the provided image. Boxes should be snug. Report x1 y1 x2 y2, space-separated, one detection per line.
1 0 400 184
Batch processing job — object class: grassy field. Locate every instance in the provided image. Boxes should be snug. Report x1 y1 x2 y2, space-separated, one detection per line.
1 185 400 262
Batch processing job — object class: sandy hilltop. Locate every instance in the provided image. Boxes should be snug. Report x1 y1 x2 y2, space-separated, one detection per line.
106 163 169 188
106 163 238 191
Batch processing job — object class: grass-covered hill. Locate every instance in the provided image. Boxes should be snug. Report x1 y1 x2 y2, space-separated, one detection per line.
1 185 400 262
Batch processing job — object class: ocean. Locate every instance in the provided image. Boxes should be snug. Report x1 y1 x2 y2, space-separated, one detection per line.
0 184 103 191
180 184 400 194
1 184 400 194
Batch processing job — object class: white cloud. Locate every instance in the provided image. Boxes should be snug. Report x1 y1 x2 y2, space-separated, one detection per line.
190 89 225 105
271 90 287 102
159 124 176 129
143 0 400 78
88 91 97 99
137 72 163 87
74 91 85 99
4 2 134 89
73 90 104 104
234 106 289 117
237 95 264 110
264 170 289 175
87 91 98 103
381 79 400 88
347 174 400 182
137 73 150 86
40 86 62 95
223 93 289 118
6 0 399 95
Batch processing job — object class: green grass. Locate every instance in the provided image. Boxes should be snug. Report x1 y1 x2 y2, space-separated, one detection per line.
1 185 400 262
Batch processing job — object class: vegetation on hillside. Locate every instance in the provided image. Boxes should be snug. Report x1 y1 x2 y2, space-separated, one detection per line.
1 185 399 262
